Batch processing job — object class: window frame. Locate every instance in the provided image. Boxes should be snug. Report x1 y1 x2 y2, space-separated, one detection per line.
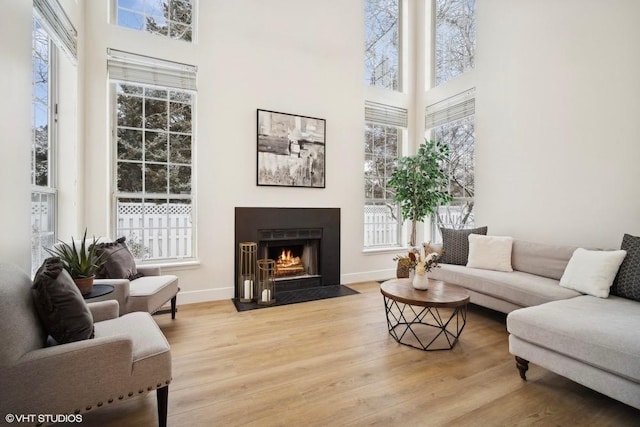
113 0 196 43
109 81 197 263
31 16 59 275
364 0 403 92
362 120 407 251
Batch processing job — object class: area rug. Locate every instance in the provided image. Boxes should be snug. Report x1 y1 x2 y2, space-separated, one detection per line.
232 285 359 312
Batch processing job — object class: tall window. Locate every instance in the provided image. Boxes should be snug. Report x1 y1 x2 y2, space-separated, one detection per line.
116 0 193 42
364 102 407 248
31 17 57 273
426 90 475 240
435 0 476 86
109 50 196 261
364 0 400 91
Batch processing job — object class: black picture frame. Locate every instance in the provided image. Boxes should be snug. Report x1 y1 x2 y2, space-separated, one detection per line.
257 109 326 188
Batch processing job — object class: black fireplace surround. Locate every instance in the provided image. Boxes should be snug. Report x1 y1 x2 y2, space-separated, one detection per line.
234 207 340 297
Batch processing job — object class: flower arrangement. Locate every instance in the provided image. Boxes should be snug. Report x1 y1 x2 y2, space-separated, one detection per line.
394 243 442 277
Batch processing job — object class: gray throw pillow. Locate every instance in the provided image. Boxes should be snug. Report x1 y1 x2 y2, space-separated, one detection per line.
93 237 143 280
439 226 489 265
611 234 640 302
31 257 95 344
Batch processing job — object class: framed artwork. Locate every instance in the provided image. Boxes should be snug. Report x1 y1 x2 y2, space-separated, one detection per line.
257 109 326 188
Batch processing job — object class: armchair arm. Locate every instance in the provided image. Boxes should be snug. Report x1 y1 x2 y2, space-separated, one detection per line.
5 336 134 414
93 278 130 316
87 300 119 321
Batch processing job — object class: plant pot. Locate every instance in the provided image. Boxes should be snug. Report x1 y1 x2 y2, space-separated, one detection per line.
396 258 411 278
73 276 95 295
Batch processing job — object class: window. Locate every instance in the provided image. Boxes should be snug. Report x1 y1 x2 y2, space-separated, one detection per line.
364 102 408 248
116 0 193 42
435 0 476 86
364 0 400 91
109 50 196 261
425 89 475 241
31 17 57 274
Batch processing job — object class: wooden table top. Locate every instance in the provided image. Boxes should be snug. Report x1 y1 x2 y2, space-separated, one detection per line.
380 278 470 308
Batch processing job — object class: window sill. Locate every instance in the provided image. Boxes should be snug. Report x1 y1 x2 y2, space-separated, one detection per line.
136 260 201 271
362 246 407 255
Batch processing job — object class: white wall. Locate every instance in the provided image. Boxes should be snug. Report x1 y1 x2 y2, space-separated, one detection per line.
0 1 33 272
7 1 638 298
475 0 640 249
83 0 397 303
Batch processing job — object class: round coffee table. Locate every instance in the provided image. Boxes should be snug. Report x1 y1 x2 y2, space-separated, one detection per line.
380 278 470 351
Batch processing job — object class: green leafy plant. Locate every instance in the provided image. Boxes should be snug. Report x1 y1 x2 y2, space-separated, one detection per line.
45 229 109 279
388 139 453 246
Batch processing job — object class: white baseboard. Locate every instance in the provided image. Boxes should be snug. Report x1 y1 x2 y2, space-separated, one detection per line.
174 287 234 305
169 271 394 307
341 269 395 284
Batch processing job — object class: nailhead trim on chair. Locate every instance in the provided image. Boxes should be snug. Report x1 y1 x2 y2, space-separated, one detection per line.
63 379 173 421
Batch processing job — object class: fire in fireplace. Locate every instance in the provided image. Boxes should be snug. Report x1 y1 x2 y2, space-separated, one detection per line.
274 247 305 277
261 233 320 282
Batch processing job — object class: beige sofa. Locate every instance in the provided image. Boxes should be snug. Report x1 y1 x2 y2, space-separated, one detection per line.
427 239 640 410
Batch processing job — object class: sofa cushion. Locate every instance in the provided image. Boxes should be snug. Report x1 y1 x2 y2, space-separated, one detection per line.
611 234 640 302
439 226 488 265
467 235 513 272
93 237 143 281
428 263 581 308
31 257 94 344
511 240 577 280
560 248 627 298
507 295 640 382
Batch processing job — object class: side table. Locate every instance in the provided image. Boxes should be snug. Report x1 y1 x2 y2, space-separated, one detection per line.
83 284 115 300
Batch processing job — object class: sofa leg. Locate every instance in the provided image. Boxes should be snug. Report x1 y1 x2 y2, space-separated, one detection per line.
171 295 177 319
515 356 529 380
157 385 168 427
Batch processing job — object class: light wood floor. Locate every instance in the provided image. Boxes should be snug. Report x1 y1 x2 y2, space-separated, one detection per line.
81 281 640 426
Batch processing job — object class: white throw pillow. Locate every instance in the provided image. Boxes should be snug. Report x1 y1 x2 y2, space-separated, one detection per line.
466 234 514 272
560 248 627 298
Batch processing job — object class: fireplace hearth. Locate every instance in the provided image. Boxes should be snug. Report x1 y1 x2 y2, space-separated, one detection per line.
234 208 340 298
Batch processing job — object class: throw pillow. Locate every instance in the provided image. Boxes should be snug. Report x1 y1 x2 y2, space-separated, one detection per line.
611 234 640 301
466 235 514 272
439 226 488 265
560 248 627 298
31 257 95 344
93 237 143 280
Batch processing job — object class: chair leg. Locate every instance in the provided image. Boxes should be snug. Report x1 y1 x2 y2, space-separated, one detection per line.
515 356 529 380
171 295 177 319
157 385 168 427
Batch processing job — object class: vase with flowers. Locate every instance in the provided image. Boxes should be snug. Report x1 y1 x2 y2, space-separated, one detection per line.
395 244 441 290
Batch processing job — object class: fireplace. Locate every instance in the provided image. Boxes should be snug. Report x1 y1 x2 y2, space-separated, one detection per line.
234 208 340 296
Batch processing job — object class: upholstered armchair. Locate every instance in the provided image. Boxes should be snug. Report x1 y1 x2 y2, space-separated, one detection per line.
93 265 179 318
0 263 172 427
89 237 180 318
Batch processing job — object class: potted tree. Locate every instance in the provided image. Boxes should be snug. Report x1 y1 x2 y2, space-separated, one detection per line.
388 139 453 248
45 229 110 295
